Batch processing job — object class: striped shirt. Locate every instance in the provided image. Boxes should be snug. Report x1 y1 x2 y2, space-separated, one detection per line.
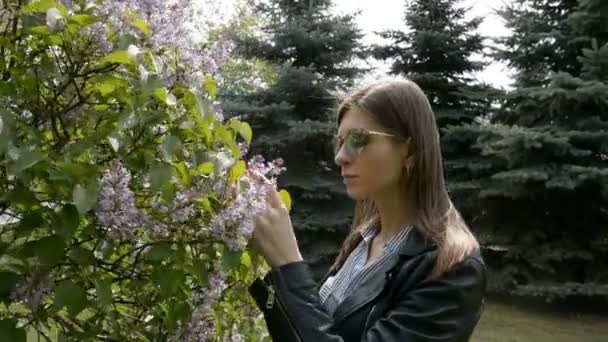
319 223 413 316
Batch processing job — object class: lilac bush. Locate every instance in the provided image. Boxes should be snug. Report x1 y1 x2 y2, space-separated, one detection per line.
0 0 280 340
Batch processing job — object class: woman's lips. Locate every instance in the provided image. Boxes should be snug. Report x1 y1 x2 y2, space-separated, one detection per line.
342 175 357 183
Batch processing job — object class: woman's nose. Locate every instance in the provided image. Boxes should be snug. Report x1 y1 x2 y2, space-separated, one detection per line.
334 145 351 167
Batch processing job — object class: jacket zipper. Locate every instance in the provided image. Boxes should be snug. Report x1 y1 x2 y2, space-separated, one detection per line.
264 277 304 342
265 284 275 309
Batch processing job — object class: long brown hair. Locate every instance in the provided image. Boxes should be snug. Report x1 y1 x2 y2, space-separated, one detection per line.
330 79 479 278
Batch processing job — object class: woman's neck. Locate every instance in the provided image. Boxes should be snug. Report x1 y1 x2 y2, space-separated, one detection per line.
373 187 417 244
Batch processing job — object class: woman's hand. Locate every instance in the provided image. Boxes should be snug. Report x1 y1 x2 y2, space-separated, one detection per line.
251 180 303 268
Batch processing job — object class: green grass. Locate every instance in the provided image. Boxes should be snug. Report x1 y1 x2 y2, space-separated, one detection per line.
10 298 608 341
471 298 608 342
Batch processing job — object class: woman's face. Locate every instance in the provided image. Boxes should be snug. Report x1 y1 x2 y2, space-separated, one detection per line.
334 106 408 201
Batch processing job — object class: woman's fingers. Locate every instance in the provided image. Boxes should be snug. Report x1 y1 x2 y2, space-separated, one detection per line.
267 187 286 210
250 170 273 185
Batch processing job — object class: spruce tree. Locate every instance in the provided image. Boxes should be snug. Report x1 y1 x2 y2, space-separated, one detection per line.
372 0 500 227
373 0 497 126
223 0 367 277
444 0 608 300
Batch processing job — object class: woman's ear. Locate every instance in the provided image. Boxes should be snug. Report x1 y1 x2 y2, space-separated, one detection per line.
402 138 416 172
402 137 415 160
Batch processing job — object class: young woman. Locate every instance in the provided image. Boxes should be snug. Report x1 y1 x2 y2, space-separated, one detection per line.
249 79 486 341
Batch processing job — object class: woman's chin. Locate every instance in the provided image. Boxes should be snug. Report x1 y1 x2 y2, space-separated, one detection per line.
346 187 367 201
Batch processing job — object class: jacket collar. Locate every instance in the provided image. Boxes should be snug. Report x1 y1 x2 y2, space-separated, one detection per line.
330 226 436 324
397 225 436 256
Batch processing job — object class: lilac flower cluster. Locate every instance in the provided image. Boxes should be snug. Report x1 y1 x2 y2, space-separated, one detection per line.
177 270 228 341
209 156 286 251
95 160 169 240
152 188 200 224
178 316 215 342
10 270 52 311
58 0 235 90
95 160 144 241
82 22 113 53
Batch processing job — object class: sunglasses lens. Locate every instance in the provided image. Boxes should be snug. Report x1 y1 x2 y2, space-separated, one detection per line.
345 131 369 156
334 129 372 157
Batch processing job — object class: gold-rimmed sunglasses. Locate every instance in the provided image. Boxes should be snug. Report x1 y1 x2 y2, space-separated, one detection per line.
333 128 404 158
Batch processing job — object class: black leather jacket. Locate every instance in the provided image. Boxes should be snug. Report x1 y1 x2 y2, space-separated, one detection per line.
249 228 487 341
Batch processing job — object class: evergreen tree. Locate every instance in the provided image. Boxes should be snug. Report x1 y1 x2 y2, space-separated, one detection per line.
494 0 582 89
223 0 368 277
444 0 608 300
372 0 500 227
373 0 497 126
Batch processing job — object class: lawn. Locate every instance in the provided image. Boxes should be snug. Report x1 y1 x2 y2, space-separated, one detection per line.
10 297 608 341
471 298 608 342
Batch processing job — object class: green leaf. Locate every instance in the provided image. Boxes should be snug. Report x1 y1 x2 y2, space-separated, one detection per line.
68 246 95 266
153 88 168 103
73 183 98 215
96 82 116 97
17 210 43 233
53 280 88 317
34 235 66 266
229 120 253 145
149 163 173 192
152 267 184 298
229 161 246 184
94 278 112 308
68 14 97 26
102 50 133 65
241 251 252 268
0 319 26 342
56 204 79 240
222 249 242 272
195 162 215 175
132 18 152 36
203 75 217 99
27 25 50 35
146 243 174 262
193 260 209 285
167 299 190 329
14 150 45 172
21 0 68 16
279 190 292 212
174 162 192 186
0 272 19 302
94 104 110 111
4 185 39 209
199 196 211 210
160 182 176 203
161 134 181 160
56 161 100 182
90 76 129 98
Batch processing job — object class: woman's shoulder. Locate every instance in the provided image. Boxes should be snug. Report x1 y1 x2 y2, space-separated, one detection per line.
396 247 486 290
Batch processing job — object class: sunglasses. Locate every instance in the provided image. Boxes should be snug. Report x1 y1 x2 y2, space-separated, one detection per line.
333 128 403 157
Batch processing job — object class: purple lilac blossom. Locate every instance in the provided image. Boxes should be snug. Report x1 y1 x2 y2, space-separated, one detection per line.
10 271 52 311
208 155 286 251
96 160 171 239
61 0 235 90
152 188 201 224
95 160 143 241
177 270 227 341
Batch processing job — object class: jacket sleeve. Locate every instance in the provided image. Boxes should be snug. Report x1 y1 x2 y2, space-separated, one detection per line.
250 257 486 342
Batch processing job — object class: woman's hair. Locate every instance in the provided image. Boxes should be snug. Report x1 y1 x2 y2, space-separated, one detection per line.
330 79 479 278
